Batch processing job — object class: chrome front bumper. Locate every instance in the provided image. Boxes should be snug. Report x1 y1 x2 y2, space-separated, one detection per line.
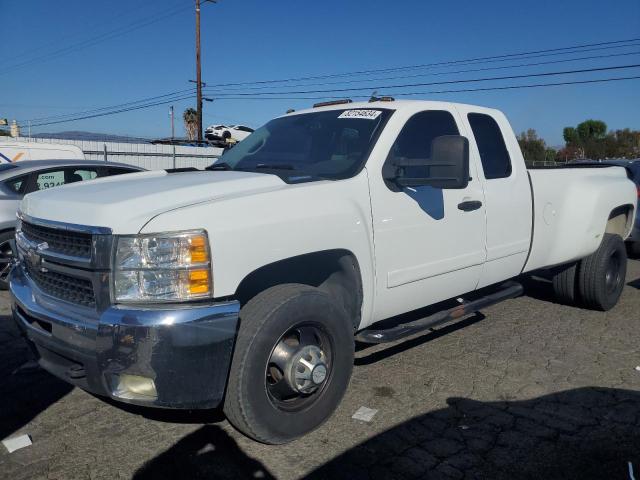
10 264 240 409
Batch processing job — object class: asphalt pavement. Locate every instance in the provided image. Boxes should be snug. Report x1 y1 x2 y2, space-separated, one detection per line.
1 259 639 480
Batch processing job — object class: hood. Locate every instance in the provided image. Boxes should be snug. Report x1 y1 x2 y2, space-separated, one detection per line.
20 170 287 233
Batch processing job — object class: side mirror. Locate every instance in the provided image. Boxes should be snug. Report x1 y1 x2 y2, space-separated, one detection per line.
387 135 470 189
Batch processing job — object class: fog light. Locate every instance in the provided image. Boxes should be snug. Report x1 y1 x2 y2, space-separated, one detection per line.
113 374 157 401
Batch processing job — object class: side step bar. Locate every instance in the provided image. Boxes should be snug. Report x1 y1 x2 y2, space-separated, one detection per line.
355 281 524 344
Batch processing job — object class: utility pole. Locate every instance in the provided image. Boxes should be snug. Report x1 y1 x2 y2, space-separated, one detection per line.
195 0 203 142
170 106 176 168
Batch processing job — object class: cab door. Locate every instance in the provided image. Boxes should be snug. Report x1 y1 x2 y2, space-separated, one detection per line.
368 108 487 322
462 109 532 288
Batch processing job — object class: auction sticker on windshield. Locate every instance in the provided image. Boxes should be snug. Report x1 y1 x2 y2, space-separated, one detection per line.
338 110 382 120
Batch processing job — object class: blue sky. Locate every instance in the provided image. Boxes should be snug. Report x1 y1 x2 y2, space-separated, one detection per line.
1 0 639 146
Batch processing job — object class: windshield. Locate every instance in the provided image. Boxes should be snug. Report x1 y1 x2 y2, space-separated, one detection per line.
216 108 392 182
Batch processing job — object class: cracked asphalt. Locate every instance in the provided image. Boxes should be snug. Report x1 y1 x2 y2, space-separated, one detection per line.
1 258 639 480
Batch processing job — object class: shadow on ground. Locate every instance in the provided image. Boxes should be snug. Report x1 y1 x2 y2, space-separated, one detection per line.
133 425 276 480
0 315 73 441
628 278 640 290
133 387 640 480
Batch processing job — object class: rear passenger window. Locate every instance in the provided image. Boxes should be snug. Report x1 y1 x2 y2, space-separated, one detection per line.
35 168 98 191
468 113 512 179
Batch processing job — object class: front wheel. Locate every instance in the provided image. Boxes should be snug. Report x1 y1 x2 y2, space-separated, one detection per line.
0 230 16 290
224 284 354 444
578 233 627 311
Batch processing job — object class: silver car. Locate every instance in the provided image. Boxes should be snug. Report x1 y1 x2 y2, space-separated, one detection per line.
0 160 144 288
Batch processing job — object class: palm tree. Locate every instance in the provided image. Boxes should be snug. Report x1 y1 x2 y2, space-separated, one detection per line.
183 108 198 141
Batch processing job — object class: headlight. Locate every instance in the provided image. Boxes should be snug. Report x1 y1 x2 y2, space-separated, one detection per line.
113 230 212 303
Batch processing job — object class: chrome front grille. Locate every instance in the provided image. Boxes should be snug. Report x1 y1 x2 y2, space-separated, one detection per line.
16 215 113 311
25 262 96 308
21 221 93 259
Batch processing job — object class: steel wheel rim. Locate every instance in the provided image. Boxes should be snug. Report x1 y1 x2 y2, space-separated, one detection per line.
0 239 14 283
605 249 623 295
265 323 333 412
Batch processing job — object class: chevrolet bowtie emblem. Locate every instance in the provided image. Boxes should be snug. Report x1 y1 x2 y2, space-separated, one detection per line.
26 241 49 272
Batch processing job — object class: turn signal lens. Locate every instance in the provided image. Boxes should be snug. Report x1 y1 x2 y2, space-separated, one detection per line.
189 235 209 263
188 269 210 295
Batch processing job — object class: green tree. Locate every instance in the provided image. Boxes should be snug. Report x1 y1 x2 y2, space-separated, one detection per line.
517 129 548 166
609 129 640 158
183 108 198 141
576 119 607 142
561 119 609 160
563 127 579 145
545 147 558 163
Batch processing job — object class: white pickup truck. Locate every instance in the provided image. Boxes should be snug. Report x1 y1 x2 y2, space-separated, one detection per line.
9 100 637 444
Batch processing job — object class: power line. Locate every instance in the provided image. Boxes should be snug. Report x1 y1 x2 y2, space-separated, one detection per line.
202 63 640 97
23 48 639 126
200 37 640 88
16 38 640 129
0 2 192 73
395 75 640 96
207 49 640 93
16 37 640 124
0 0 160 65
18 88 196 125
201 75 640 100
25 75 640 128
27 94 196 128
29 45 638 125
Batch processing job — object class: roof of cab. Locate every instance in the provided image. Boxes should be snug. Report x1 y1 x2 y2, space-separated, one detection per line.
283 98 502 118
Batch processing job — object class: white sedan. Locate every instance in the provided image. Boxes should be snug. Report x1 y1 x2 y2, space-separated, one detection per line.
205 124 254 144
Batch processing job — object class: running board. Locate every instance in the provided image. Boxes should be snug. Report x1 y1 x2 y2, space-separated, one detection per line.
355 281 524 344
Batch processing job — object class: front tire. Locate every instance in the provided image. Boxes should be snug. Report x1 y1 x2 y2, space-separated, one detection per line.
0 230 16 290
224 284 354 444
578 233 627 311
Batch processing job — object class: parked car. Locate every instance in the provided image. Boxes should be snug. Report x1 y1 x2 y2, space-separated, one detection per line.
604 159 640 255
0 159 144 288
204 124 254 144
9 100 637 444
0 140 84 163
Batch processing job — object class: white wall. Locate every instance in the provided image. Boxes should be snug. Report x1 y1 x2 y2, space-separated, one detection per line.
16 137 223 170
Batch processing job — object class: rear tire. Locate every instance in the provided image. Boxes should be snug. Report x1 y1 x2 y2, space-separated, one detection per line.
551 262 578 305
224 284 354 444
578 234 627 311
629 241 640 258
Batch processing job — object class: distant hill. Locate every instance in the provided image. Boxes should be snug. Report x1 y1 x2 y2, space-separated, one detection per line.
33 131 151 143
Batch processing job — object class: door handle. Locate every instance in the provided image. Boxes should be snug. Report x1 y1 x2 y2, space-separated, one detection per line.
457 200 482 212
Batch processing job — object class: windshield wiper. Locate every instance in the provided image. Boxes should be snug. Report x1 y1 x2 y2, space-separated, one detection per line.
255 163 295 170
206 162 233 171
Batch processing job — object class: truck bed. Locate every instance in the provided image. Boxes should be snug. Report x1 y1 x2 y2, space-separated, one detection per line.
523 164 635 272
